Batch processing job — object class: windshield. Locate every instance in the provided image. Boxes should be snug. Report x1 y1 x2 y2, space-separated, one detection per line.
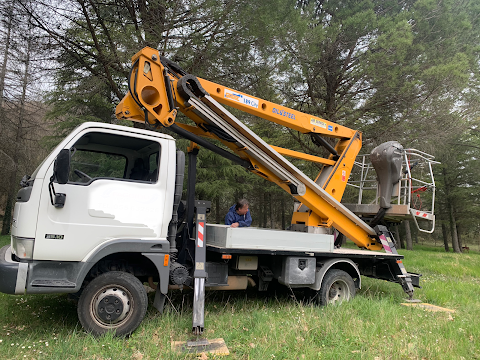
29 147 57 181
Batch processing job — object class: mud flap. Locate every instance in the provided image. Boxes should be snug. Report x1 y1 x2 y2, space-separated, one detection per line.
142 253 170 312
153 285 166 313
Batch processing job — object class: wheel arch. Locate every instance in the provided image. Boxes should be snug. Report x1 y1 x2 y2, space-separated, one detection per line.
78 239 171 294
83 252 158 281
310 258 361 291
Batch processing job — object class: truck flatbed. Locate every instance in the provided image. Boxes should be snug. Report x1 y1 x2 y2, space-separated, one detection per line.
205 224 402 259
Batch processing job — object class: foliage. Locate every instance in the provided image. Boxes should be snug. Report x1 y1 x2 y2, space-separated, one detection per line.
434 126 480 250
2 0 480 241
282 0 480 149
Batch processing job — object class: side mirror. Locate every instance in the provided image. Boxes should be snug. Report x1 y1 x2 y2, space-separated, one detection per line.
48 149 70 208
54 149 71 184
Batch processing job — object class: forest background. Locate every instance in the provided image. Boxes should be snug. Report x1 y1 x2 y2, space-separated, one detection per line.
1 0 480 253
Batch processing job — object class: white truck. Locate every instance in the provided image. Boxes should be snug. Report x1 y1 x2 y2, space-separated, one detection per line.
0 48 435 337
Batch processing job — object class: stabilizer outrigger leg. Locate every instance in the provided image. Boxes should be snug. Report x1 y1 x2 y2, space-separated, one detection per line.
192 200 210 335
374 225 421 302
177 200 229 354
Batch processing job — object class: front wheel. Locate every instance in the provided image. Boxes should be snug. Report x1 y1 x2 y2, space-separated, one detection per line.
77 271 148 337
316 269 355 306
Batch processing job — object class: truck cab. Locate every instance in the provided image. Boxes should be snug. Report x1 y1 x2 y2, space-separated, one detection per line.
3 122 176 296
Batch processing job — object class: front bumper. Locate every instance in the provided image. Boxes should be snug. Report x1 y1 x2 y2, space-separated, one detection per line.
0 245 28 294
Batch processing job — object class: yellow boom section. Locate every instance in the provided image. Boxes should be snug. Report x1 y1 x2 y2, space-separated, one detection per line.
116 47 381 250
199 79 356 139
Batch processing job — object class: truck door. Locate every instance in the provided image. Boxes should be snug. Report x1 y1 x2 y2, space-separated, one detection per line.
33 129 172 261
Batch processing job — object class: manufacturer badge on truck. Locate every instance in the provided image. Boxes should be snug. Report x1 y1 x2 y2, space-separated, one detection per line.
45 234 64 240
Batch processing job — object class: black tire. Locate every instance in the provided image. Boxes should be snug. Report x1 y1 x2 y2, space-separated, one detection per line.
316 269 355 306
77 271 148 337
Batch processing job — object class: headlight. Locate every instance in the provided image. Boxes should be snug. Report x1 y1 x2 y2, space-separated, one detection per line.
11 236 34 260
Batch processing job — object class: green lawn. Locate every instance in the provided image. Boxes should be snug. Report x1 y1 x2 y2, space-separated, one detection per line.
0 235 478 359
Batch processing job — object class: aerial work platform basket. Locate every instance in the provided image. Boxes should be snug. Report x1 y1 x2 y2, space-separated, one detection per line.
343 148 440 233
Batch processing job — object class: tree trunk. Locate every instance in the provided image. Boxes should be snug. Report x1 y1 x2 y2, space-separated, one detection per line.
1 195 13 235
395 224 405 249
449 203 461 253
441 222 450 252
1 20 31 235
456 224 462 250
0 2 13 173
0 2 13 107
404 220 413 250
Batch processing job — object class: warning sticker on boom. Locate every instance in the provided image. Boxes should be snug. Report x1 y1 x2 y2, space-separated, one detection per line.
224 89 259 109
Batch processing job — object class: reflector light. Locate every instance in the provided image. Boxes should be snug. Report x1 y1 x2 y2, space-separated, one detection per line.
221 254 232 260
164 254 170 266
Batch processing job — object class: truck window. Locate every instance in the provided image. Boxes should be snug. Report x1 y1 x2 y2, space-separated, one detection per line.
69 150 127 183
67 132 160 184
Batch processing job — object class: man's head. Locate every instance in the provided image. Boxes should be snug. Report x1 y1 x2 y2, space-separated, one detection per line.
235 199 249 215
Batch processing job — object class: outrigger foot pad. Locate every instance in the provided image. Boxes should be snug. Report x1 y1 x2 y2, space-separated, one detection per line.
403 298 422 303
187 338 210 347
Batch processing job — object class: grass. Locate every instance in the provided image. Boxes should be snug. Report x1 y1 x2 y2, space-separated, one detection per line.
0 234 479 359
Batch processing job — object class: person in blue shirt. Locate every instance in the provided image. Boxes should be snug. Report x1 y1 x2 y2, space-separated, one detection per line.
225 199 252 228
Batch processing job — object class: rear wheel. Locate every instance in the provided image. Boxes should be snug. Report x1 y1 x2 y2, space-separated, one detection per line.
316 269 355 306
77 271 148 337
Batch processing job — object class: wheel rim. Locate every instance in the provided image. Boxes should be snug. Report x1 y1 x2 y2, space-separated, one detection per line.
327 279 350 304
91 285 133 328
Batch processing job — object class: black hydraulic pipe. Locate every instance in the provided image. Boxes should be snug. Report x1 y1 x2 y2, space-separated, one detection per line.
167 150 185 259
160 55 187 77
186 148 198 241
177 74 208 101
311 133 339 161
168 124 251 169
163 68 175 112
128 60 142 108
369 207 387 228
